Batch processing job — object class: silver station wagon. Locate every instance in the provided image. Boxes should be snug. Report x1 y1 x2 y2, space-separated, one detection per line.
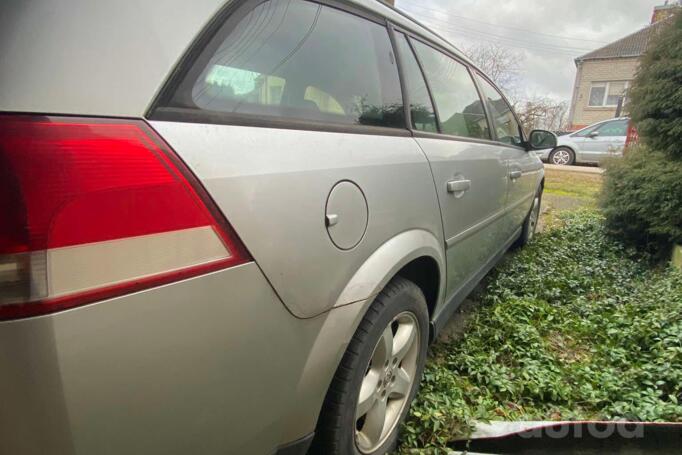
0 0 555 454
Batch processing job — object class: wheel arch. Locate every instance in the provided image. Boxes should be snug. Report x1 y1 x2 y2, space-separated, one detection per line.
395 256 440 321
278 230 445 446
333 229 445 316
555 144 576 153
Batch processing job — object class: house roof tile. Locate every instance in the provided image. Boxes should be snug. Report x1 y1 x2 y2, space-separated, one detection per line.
576 19 669 62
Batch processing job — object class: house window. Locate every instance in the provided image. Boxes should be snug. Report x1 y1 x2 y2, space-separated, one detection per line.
588 81 629 107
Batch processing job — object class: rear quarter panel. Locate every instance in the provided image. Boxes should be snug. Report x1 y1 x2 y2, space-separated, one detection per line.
152 122 444 318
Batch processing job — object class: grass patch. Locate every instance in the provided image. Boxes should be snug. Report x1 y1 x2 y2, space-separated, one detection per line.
399 210 682 452
543 169 602 203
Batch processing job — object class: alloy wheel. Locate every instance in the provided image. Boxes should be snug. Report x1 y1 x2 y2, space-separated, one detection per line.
354 311 420 453
551 149 571 165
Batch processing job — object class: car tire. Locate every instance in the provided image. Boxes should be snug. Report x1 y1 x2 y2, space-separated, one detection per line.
515 187 543 248
311 276 429 455
549 147 575 166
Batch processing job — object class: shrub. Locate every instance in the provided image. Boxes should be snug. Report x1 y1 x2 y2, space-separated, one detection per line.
628 11 682 158
398 211 682 452
602 11 682 256
601 146 682 257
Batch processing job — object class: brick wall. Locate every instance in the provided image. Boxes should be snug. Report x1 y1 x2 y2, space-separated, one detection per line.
568 57 640 128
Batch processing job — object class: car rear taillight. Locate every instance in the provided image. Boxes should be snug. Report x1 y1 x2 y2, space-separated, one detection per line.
0 114 250 320
625 121 639 150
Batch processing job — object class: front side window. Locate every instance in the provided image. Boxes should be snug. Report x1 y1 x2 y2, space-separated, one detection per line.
411 40 490 140
394 33 437 132
572 123 602 137
596 119 628 136
475 74 522 146
171 0 404 128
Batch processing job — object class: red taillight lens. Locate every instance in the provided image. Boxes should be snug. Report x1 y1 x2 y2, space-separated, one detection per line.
625 121 639 149
0 114 250 320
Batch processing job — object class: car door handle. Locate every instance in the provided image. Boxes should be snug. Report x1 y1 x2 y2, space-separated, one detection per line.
446 179 471 193
509 170 522 180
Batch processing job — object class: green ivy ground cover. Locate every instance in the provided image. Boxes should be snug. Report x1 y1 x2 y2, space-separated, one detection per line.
399 210 682 452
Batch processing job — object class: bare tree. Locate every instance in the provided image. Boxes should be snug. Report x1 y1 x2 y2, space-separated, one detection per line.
463 43 569 133
515 97 569 133
462 43 523 94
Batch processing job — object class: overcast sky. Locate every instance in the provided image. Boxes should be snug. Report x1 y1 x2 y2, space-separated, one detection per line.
395 0 663 101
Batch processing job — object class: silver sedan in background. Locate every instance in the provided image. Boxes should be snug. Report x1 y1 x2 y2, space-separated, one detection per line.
537 117 629 165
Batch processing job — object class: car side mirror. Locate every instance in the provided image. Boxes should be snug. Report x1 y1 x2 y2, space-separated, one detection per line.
588 131 600 138
527 129 557 151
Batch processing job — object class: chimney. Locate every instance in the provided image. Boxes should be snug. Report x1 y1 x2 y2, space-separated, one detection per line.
652 0 680 24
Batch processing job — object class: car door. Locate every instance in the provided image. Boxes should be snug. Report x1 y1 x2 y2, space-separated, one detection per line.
395 34 509 301
474 74 540 235
563 123 600 161
591 119 628 163
573 120 621 163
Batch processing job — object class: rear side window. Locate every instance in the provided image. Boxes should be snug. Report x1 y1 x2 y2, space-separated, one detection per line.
411 40 490 140
394 33 437 133
475 74 523 146
169 0 404 128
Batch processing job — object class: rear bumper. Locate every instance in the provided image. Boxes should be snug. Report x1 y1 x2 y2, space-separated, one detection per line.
275 433 314 455
0 263 315 455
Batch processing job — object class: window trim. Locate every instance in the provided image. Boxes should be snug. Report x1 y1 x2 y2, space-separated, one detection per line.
468 67 495 143
402 33 443 133
388 23 524 143
147 0 409 135
386 24 413 135
473 70 526 149
404 33 495 142
391 24 484 86
588 81 630 108
411 129 516 147
152 106 413 137
390 22 526 149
